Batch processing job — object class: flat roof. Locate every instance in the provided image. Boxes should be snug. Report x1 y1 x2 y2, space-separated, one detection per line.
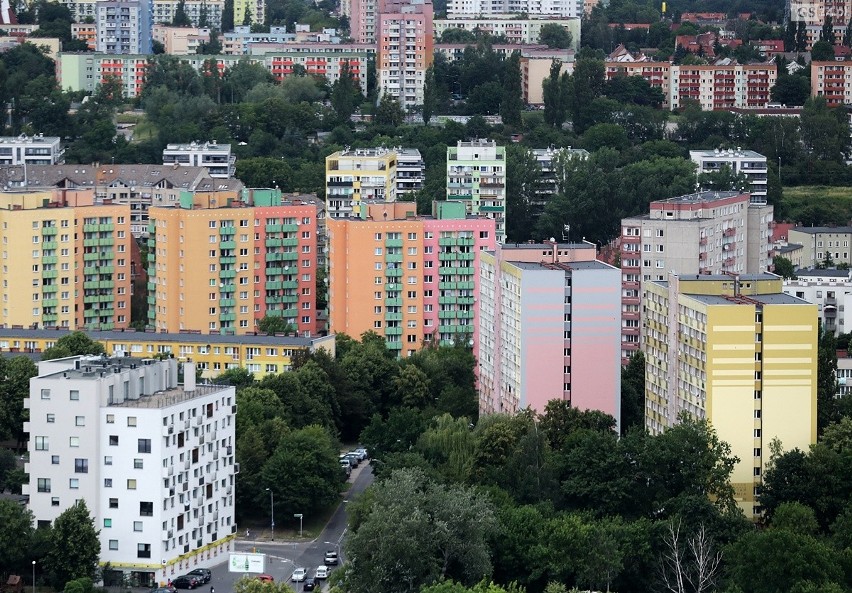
654 191 744 205
0 327 327 346
795 268 851 278
791 226 852 234
687 293 809 305
510 260 613 271
677 273 780 281
690 149 766 159
776 243 803 253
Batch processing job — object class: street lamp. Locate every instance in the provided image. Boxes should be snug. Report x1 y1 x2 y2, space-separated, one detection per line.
294 513 303 537
266 488 275 541
31 561 36 593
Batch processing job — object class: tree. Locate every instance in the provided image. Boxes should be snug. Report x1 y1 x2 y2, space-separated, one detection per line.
440 28 477 44
505 144 541 242
773 256 796 279
771 502 819 536
375 94 404 127
771 74 810 106
796 21 807 52
0 356 38 447
571 58 606 134
41 332 105 360
821 15 835 44
44 500 100 588
817 323 839 435
542 61 566 128
659 520 722 593
222 0 234 31
620 351 644 435
215 367 256 388
257 314 295 335
0 499 34 575
811 40 835 61
233 575 297 593
422 65 437 125
173 0 191 26
394 364 431 409
330 62 360 123
538 23 573 49
500 51 523 127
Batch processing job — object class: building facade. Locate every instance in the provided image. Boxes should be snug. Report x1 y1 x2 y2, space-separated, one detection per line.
620 191 774 363
447 140 507 244
0 189 132 331
152 25 211 55
95 0 153 55
325 147 399 219
162 142 235 178
376 0 434 108
690 148 768 204
783 268 852 336
153 0 224 29
147 190 318 337
643 273 817 517
530 146 588 220
349 0 378 43
0 135 64 165
433 16 580 48
327 201 496 355
478 242 621 424
787 226 852 269
395 148 425 196
25 355 237 583
447 0 581 18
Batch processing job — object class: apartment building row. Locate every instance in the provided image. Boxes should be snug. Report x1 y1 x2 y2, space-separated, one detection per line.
0 135 65 166
25 355 237 584
620 191 774 363
787 226 852 267
0 328 335 379
603 61 777 110
446 0 582 19
644 273 817 517
433 16 580 48
57 48 372 99
147 190 320 337
223 25 342 55
782 268 852 336
0 163 244 236
59 0 252 31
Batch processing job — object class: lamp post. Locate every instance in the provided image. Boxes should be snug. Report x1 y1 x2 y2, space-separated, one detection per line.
294 513 303 537
31 560 36 593
265 488 275 541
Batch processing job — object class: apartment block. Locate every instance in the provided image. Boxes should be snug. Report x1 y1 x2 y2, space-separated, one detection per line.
325 147 399 219
394 148 425 196
690 148 768 204
447 140 507 244
478 242 621 423
222 25 341 54
810 61 852 107
530 146 588 220
153 25 211 55
603 61 777 110
433 16 580 47
376 0 434 108
447 0 581 18
349 0 378 43
162 142 235 178
152 0 224 28
95 0 152 55
327 201 496 355
620 191 773 363
71 23 97 50
787 226 852 268
643 273 817 517
147 190 318 337
0 163 244 237
25 355 237 584
0 189 132 331
783 268 852 336
233 0 265 30
0 135 64 165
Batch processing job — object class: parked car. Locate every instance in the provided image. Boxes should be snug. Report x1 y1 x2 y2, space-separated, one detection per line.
172 576 200 590
187 569 211 584
344 453 359 468
291 568 308 582
340 460 351 477
256 575 274 583
354 447 368 460
315 566 329 580
304 578 317 591
324 550 339 565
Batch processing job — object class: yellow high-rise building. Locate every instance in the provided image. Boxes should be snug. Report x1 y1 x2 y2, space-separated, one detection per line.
325 148 398 219
0 189 132 330
643 273 817 518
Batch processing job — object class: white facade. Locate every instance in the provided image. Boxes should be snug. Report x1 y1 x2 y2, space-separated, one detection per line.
25 356 236 584
153 0 224 29
690 148 768 205
163 142 236 178
446 139 507 243
394 148 424 196
447 0 581 18
783 268 852 336
433 17 580 46
0 135 64 165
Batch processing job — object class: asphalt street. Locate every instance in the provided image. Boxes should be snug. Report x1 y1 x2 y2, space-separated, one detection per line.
205 461 375 592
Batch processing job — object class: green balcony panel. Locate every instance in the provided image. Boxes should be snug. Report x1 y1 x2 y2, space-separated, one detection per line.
147 296 156 305
100 223 114 232
385 327 403 335
42 270 58 279
438 252 457 261
42 286 57 295
220 240 236 249
458 281 476 290
282 281 298 289
265 224 283 233
99 238 114 246
384 298 402 307
265 281 283 290
266 267 285 276
438 238 458 246
42 241 58 250
385 254 403 263
220 298 235 307
266 239 283 248
99 294 113 302
282 308 298 317
282 238 299 247
41 256 58 265
438 296 457 305
100 266 115 274
83 238 99 247
458 252 475 260
42 314 58 322
42 299 58 307
458 297 475 305
282 295 298 303
220 270 236 279
385 312 402 321
41 226 58 236
83 224 99 233
282 224 299 232
385 283 400 291
386 268 403 277
458 237 475 246
457 267 474 275
281 252 298 260
83 252 99 261
220 256 236 265
220 313 236 321
219 226 236 235
98 281 113 289
386 341 402 350
439 282 457 290
385 239 403 248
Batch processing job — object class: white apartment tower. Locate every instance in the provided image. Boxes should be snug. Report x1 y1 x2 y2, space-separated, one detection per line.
446 139 508 243
25 355 237 586
690 148 769 205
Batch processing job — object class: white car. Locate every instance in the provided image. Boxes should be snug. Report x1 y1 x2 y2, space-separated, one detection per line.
291 568 308 582
315 566 329 580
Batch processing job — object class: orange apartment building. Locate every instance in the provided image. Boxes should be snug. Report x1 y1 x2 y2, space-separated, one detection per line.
147 189 319 336
811 61 852 107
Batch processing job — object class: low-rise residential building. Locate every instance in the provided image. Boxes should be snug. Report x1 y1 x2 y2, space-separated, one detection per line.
433 16 580 48
478 241 621 423
447 139 507 244
153 25 211 55
162 142 235 178
643 273 817 518
0 189 132 331
0 328 335 379
147 189 319 337
0 135 64 165
787 226 852 269
152 0 225 30
327 201 496 355
783 268 852 336
25 355 237 584
690 148 768 204
620 191 773 363
837 348 852 397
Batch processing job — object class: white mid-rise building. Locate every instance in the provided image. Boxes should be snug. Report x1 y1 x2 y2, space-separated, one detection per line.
783 268 852 336
690 148 768 205
163 142 236 178
0 135 64 165
447 139 507 243
394 148 424 196
25 355 237 586
448 0 581 18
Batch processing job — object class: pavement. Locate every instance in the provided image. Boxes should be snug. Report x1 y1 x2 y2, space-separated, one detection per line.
205 459 375 592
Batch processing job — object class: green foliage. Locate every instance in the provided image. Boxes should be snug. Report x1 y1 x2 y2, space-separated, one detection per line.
817 324 839 435
215 366 256 387
539 23 573 48
330 62 361 124
0 499 34 574
500 52 523 127
63 577 94 593
44 500 100 588
375 94 405 127
770 502 819 536
620 351 644 435
257 314 296 335
41 332 105 360
773 256 796 279
233 576 297 593
0 356 37 446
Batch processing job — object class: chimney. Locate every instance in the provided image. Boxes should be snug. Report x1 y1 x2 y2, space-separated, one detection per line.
184 361 196 391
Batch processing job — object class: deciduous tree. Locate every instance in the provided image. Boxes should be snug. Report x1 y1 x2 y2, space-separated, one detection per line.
44 500 100 588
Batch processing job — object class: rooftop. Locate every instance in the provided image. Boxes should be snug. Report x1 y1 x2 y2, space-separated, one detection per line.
791 226 852 234
776 243 803 253
690 148 766 159
0 134 60 144
687 292 810 305
164 141 231 153
0 327 327 346
793 268 852 278
654 191 745 205
510 260 614 271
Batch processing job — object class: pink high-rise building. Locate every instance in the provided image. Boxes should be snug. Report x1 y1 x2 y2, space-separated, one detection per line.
376 0 433 108
349 0 378 43
478 242 622 427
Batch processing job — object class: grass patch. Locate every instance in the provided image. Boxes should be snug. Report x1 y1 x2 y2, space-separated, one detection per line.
780 185 852 226
131 120 157 143
116 113 144 125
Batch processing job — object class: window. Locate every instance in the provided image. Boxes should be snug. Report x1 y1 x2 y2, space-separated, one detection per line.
127 479 137 490
104 518 112 528
104 478 112 488
41 389 50 400
109 540 118 551
140 501 153 516
127 416 137 427
104 456 112 465
69 437 79 448
46 414 54 423
51 497 59 507
74 459 88 473
109 498 118 509
69 390 79 401
35 436 48 451
134 521 143 532
37 478 50 493
134 458 143 469
51 455 59 464
75 416 85 426
137 544 151 559
138 438 151 453
69 478 79 489
105 414 114 423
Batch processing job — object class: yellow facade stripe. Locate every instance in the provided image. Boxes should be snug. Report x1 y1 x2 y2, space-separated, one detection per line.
764 325 815 331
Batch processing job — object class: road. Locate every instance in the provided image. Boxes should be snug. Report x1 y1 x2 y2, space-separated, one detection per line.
206 460 374 591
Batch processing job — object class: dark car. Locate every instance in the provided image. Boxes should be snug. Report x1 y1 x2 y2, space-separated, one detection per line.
188 569 211 584
172 576 200 590
304 578 317 592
